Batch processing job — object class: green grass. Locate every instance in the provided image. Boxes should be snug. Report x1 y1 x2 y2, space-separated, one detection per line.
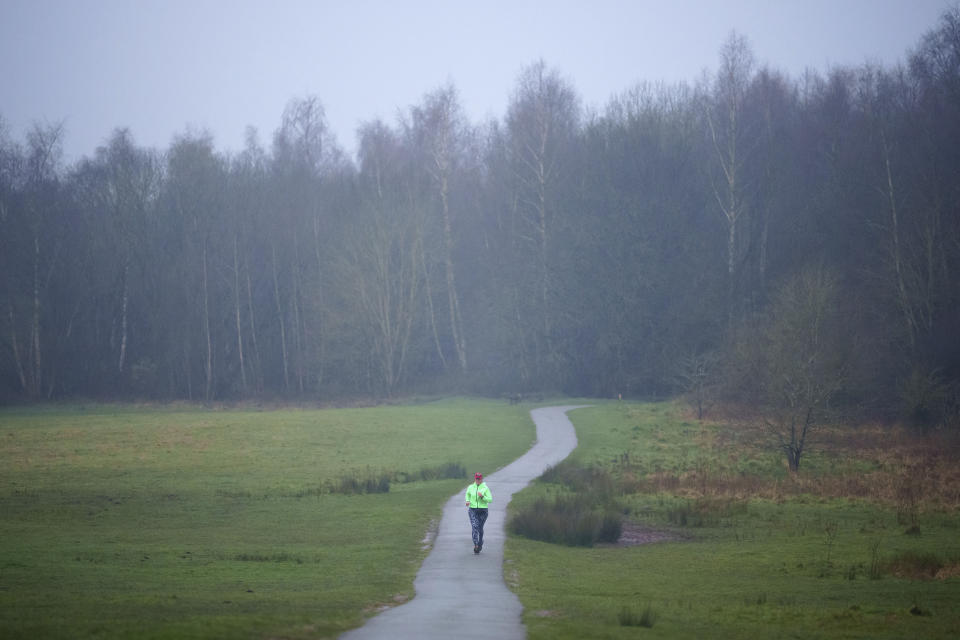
0 398 536 639
506 402 960 639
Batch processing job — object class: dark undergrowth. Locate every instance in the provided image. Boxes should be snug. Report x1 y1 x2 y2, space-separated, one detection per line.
509 459 623 546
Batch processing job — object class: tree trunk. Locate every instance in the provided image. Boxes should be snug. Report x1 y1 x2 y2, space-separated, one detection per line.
245 268 262 394
881 132 917 351
312 214 326 389
536 132 552 378
233 234 247 394
271 242 290 394
439 173 467 374
291 240 304 394
201 236 213 402
420 235 448 370
7 305 27 392
31 232 42 398
117 262 129 375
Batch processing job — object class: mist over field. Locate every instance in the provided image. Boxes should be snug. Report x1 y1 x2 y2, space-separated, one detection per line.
1 7 958 435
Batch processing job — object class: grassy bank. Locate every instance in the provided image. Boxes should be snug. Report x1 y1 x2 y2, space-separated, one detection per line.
0 398 535 639
506 403 960 639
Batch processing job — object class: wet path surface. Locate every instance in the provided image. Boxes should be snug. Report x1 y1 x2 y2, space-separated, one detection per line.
340 406 585 640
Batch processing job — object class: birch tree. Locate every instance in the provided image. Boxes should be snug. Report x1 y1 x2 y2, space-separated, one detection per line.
504 60 580 386
0 119 28 394
1 123 66 398
272 96 341 394
405 84 470 375
706 33 756 325
227 127 270 395
345 121 423 396
88 129 158 381
164 132 226 401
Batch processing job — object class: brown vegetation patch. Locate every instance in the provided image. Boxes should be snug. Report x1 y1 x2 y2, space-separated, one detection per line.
599 522 686 548
675 416 960 511
625 464 960 512
934 563 960 580
882 551 945 580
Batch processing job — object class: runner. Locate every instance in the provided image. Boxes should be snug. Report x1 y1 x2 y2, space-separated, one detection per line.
465 472 492 553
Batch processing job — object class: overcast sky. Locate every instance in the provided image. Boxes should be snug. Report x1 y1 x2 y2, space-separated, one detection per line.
1 0 952 163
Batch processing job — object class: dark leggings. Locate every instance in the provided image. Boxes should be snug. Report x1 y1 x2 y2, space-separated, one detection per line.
468 508 488 546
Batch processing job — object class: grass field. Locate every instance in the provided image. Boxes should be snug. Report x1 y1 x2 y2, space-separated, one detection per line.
4 399 957 639
506 402 960 639
0 398 536 639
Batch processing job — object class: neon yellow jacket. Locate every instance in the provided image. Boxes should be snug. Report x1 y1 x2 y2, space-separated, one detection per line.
465 482 492 508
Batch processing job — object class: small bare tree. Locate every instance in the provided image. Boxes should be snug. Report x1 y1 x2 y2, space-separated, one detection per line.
756 265 849 471
673 350 718 420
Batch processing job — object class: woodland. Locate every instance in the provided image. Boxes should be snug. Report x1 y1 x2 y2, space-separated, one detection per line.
1 10 958 431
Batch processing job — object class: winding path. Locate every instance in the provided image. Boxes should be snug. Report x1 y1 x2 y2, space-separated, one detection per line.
340 405 586 640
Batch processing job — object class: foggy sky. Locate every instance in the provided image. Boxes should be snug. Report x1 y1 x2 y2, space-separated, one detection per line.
1 0 950 162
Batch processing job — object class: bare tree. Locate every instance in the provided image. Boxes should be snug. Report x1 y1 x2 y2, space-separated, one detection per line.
673 351 718 420
757 265 849 471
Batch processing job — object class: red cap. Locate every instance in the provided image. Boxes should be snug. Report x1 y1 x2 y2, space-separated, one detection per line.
474 472 483 480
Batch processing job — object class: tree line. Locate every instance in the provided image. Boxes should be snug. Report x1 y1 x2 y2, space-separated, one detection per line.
1 11 958 429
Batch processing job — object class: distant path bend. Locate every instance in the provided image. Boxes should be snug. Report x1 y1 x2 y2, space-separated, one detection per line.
340 405 587 640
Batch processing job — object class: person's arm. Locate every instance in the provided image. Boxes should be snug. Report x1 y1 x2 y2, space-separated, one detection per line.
465 485 472 507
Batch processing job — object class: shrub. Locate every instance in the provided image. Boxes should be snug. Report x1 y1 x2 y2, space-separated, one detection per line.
511 461 624 546
330 469 391 495
509 494 622 547
619 603 657 627
598 510 623 543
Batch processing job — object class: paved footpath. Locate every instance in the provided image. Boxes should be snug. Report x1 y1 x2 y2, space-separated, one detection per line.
340 405 586 640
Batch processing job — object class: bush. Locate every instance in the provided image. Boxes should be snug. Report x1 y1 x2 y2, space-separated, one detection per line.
619 603 657 627
598 510 623 543
510 460 624 546
330 469 391 495
509 494 621 547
